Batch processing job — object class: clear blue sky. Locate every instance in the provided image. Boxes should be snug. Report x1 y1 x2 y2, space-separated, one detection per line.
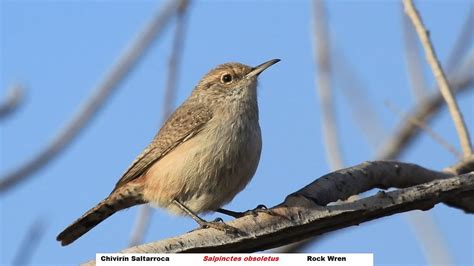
1 0 473 265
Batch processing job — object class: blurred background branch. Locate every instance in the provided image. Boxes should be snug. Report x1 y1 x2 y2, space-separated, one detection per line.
0 84 25 120
0 0 185 193
378 35 474 160
12 216 47 265
280 0 473 259
312 0 344 171
445 5 473 72
385 101 462 159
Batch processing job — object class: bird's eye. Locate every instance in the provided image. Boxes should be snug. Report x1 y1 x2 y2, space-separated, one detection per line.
221 73 233 84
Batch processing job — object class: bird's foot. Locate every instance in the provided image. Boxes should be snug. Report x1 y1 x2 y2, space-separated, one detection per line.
240 204 271 217
217 204 287 219
173 199 245 235
196 218 245 236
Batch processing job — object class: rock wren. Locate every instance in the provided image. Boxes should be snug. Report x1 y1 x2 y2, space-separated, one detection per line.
57 59 280 246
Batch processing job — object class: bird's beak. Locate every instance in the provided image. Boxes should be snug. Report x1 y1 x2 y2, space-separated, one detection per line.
246 59 280 78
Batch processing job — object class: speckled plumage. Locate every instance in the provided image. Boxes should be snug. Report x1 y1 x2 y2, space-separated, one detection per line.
57 59 279 246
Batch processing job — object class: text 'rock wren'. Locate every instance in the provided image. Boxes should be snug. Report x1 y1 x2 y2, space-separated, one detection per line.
57 59 280 246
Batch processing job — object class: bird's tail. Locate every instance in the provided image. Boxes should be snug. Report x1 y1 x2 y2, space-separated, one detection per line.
56 183 146 246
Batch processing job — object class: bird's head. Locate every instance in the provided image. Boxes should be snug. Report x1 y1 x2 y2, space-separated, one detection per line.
192 59 280 103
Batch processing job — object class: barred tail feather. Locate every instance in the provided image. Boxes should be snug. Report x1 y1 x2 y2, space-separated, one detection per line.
57 184 145 246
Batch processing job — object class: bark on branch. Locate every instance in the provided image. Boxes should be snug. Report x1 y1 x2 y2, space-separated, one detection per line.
82 160 473 264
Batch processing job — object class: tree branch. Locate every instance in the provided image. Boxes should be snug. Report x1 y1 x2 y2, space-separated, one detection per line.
82 160 473 264
12 216 47 265
312 0 344 170
282 0 474 256
377 56 474 160
0 0 185 193
401 5 429 103
0 84 25 120
385 101 463 159
445 5 473 71
333 51 386 148
403 0 472 156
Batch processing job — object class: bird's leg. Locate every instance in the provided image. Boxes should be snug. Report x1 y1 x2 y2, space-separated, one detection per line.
172 199 243 235
217 204 283 218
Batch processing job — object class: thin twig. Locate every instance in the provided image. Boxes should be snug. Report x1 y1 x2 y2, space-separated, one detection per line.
128 0 189 247
0 0 185 193
405 212 453 266
385 101 463 159
161 0 188 121
0 84 25 120
445 5 473 71
377 5 474 159
403 0 472 157
378 55 474 160
128 206 152 248
333 51 386 148
313 0 344 170
12 217 47 265
401 5 429 102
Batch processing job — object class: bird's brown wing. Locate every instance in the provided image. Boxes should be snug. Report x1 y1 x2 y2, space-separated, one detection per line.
112 103 213 191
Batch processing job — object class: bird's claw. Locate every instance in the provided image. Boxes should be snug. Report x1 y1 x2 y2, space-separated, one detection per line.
197 218 245 236
245 205 291 220
217 204 289 220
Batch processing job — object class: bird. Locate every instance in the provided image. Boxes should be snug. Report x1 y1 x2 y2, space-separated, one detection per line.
56 59 280 246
